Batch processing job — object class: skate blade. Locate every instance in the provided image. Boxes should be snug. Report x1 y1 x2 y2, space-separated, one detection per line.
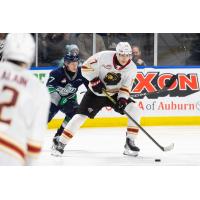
51 149 62 157
123 149 139 157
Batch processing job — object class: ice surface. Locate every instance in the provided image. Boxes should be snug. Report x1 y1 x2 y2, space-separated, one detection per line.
36 126 200 166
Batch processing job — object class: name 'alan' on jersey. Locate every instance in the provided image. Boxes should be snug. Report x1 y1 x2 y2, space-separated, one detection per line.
81 51 137 100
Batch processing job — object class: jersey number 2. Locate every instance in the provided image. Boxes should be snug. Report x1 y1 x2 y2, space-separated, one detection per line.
0 86 19 125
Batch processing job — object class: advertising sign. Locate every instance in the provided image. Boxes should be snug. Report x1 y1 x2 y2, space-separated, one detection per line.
31 66 200 119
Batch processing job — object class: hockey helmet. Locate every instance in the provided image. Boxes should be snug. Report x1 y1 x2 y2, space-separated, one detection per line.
2 33 35 67
116 42 132 55
64 44 79 63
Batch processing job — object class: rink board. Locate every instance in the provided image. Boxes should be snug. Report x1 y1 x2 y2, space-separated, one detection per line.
47 116 200 128
31 66 200 127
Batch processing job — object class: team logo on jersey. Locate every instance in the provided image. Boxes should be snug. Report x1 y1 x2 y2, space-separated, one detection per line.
56 84 77 96
104 72 121 85
103 64 112 69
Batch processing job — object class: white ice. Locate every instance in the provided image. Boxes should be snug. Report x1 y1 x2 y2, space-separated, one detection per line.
36 126 200 166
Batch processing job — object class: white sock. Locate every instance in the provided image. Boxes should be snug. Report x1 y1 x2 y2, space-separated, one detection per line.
60 114 88 144
125 102 141 141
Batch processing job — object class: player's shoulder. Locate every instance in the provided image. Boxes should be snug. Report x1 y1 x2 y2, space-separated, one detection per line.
0 61 50 101
0 61 16 71
121 60 137 77
98 50 115 58
31 80 50 104
0 62 42 81
83 51 115 66
129 59 137 68
126 60 137 71
50 67 63 76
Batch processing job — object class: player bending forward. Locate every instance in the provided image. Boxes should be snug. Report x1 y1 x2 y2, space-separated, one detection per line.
46 45 88 152
0 34 50 165
52 42 141 157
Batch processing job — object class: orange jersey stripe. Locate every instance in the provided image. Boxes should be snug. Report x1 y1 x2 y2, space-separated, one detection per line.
120 87 130 94
81 65 94 71
0 137 25 159
82 65 89 69
89 59 97 64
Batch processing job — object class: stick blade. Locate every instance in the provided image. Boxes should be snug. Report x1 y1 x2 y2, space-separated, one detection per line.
163 143 174 152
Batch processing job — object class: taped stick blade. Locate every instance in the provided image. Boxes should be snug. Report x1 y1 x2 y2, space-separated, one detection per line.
163 143 174 152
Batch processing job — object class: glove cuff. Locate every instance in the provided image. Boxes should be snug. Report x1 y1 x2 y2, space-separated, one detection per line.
119 98 128 105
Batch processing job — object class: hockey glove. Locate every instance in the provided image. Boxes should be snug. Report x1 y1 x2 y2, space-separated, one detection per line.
90 77 106 94
114 98 128 115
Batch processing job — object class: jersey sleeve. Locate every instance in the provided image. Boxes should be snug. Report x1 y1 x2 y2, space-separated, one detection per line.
46 70 60 93
25 86 50 165
118 66 137 100
81 53 100 81
46 70 62 106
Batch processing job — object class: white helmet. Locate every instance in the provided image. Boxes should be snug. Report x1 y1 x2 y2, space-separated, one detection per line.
2 33 35 67
116 42 132 55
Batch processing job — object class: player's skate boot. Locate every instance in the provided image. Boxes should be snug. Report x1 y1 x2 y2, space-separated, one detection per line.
52 136 60 146
123 137 140 157
51 139 66 157
51 136 59 153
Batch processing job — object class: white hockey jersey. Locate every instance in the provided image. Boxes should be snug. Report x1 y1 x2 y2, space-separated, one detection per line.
0 61 50 165
81 51 137 100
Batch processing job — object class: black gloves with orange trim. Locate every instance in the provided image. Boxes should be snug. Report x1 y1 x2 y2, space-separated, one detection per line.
90 77 106 94
114 98 128 115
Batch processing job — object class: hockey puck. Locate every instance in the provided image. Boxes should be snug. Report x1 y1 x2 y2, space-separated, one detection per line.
155 159 161 162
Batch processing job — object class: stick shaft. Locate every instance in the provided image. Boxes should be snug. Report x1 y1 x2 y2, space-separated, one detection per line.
103 89 165 151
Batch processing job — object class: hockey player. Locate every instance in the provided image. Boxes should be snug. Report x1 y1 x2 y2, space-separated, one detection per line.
0 34 50 165
52 42 142 157
46 45 88 150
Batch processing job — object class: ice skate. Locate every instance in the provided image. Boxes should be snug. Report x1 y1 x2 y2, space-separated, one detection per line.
51 138 66 157
52 136 60 146
123 137 140 157
51 136 59 152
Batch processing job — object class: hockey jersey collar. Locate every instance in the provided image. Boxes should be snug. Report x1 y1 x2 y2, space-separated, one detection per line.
63 65 78 81
113 53 131 70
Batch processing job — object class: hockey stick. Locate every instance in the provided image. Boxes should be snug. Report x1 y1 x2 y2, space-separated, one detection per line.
131 74 178 98
102 89 174 152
